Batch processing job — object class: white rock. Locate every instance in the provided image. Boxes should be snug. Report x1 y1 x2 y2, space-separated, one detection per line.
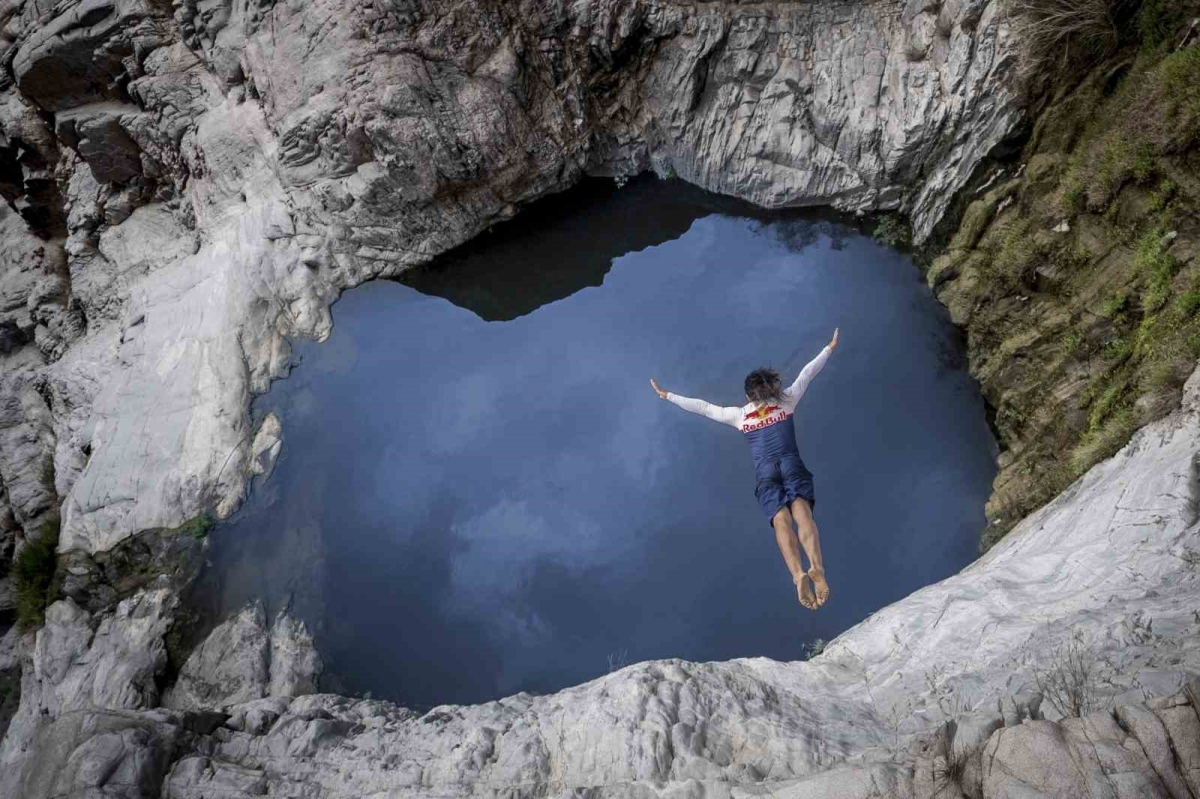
268 610 323 698
164 601 269 712
249 413 283 478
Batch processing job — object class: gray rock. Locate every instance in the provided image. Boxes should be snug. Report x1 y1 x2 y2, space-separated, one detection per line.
1154 702 1200 798
55 103 145 184
268 609 322 698
982 719 1090 798
223 696 290 735
165 601 270 712
1059 712 1171 799
1114 704 1192 799
17 709 182 799
248 412 282 479
0 589 175 795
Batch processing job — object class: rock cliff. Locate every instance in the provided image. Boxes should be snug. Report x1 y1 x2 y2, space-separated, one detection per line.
5 0 1200 797
0 0 1019 560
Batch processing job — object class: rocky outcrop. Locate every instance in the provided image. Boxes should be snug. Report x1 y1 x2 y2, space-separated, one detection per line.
3 360 1199 797
923 43 1200 545
164 601 323 711
0 0 1021 557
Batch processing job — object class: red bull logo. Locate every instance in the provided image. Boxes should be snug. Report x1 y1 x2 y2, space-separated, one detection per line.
742 405 789 433
744 404 781 421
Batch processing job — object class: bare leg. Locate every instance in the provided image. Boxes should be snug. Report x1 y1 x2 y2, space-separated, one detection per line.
790 498 830 607
772 507 816 610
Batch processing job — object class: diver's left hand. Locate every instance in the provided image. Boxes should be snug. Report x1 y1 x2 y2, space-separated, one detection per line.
650 378 668 399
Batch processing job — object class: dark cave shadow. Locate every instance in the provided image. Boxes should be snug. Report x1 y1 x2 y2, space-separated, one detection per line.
397 175 866 321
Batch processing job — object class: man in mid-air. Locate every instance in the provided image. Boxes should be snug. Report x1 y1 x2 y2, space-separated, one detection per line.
651 328 838 610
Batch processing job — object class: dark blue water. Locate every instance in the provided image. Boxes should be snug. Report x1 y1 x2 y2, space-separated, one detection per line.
195 179 997 708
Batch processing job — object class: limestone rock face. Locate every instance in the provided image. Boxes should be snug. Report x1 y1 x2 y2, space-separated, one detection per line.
268 609 323 698
165 601 323 711
164 601 271 712
0 0 1021 555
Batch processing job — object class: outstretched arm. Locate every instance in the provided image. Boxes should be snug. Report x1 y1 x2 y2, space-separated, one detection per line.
786 328 839 402
650 379 741 427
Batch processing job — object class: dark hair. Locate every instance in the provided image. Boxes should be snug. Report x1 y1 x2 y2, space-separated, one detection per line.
744 368 783 403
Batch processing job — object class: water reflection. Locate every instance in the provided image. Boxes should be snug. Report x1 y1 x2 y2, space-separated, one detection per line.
191 178 997 708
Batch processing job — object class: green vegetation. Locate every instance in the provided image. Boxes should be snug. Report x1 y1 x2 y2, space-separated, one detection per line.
1172 287 1200 318
15 514 60 629
1137 227 1179 313
1062 46 1200 211
1062 327 1085 355
991 219 1038 289
1137 0 1179 49
928 17 1200 550
174 513 214 540
872 214 910 248
1101 290 1129 319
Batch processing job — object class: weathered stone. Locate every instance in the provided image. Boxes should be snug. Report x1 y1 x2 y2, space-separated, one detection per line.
55 103 144 184
1059 712 1171 798
268 609 322 698
1155 702 1200 798
249 413 282 479
165 601 269 712
982 719 1089 797
950 199 997 251
16 709 182 799
1115 704 1193 799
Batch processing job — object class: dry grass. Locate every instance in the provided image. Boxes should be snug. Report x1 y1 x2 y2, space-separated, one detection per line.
1010 0 1124 78
932 733 978 796
1032 631 1116 717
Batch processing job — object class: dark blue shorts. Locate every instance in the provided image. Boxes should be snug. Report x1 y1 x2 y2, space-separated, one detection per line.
754 453 815 522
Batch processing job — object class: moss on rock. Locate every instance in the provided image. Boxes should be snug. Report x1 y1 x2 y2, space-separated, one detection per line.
932 35 1200 549
15 514 60 629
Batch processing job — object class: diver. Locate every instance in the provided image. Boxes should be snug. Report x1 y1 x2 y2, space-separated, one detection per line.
650 329 838 610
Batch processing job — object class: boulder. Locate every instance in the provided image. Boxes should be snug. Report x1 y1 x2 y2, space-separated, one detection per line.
165 601 270 712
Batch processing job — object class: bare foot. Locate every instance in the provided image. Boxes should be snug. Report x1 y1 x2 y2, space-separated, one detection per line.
793 572 817 610
808 566 830 607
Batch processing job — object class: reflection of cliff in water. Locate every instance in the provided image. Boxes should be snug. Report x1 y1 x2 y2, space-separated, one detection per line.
399 176 854 321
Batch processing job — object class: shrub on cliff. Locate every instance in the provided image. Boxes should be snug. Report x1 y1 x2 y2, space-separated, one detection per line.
174 513 213 540
15 514 60 629
1136 0 1181 49
872 214 910 248
1010 0 1126 79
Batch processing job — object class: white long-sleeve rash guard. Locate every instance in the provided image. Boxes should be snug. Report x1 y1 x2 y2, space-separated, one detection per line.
665 346 831 463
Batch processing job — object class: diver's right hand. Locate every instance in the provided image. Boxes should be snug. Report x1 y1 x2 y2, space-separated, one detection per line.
650 378 668 399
